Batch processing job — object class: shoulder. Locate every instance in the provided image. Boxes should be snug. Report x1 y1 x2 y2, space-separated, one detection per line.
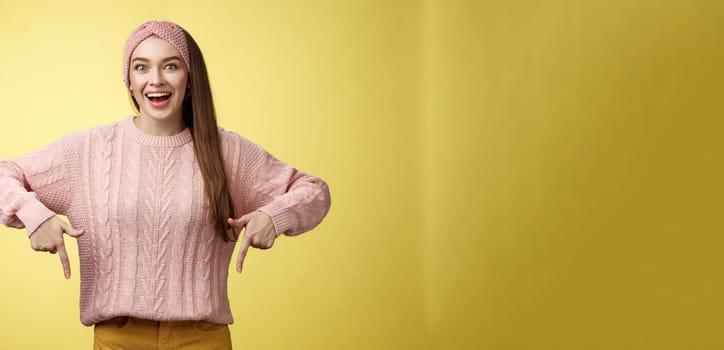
218 126 251 145
216 126 272 171
63 117 127 142
44 118 125 151
217 126 266 156
86 117 127 138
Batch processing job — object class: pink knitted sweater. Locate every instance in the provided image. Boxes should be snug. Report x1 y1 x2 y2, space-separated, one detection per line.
0 116 330 326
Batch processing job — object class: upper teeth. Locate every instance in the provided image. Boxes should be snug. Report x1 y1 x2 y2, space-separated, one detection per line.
147 92 170 97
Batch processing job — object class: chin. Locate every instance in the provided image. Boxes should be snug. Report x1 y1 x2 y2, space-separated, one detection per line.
140 106 183 122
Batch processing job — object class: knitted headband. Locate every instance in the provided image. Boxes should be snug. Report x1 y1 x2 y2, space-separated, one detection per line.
123 20 190 90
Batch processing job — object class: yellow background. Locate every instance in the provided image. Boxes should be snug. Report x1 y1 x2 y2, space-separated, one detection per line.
0 0 722 349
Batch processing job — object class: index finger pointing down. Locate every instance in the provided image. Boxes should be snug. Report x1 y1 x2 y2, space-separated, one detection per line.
58 245 71 280
237 238 251 273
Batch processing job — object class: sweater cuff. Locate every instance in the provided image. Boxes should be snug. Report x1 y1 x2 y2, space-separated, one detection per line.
258 200 295 237
16 199 56 237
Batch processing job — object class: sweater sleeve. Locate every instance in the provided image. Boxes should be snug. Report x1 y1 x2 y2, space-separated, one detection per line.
0 133 80 236
224 131 331 237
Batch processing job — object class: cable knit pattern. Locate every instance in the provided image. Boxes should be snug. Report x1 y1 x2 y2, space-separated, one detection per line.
93 127 115 310
195 206 214 317
173 144 194 314
118 141 141 311
0 116 331 326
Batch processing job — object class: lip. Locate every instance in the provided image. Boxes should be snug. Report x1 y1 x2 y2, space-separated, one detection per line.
145 91 172 109
145 90 172 95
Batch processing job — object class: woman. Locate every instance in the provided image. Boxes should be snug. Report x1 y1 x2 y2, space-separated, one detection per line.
0 20 331 349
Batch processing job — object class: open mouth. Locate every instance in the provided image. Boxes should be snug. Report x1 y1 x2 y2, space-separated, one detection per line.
145 92 172 108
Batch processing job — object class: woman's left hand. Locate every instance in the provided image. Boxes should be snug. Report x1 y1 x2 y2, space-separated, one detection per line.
228 211 277 273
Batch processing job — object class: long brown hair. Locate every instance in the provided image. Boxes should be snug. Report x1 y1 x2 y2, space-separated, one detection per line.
130 30 236 241
181 29 236 241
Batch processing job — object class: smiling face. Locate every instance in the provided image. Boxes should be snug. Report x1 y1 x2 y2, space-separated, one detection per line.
129 36 189 133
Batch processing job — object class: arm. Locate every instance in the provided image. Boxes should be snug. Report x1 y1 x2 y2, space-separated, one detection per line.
0 134 83 278
0 142 70 235
252 152 331 236
0 159 55 233
226 134 331 272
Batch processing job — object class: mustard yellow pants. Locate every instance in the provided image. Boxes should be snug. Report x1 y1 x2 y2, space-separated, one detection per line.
93 317 232 350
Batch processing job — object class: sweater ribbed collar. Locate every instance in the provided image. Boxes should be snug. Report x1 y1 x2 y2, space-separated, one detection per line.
121 116 192 147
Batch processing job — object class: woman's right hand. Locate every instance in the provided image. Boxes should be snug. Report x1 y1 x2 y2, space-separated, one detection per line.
29 216 85 279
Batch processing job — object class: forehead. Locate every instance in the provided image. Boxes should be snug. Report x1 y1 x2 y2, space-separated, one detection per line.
131 36 181 59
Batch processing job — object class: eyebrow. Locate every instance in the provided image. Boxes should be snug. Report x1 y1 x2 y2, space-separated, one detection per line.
131 56 183 63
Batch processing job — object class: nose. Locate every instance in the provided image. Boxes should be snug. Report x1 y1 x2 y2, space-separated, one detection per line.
149 68 165 86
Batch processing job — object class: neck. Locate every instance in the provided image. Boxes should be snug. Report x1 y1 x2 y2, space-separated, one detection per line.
134 114 186 136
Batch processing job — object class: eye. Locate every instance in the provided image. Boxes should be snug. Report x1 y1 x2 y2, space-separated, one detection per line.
164 63 178 70
134 64 146 72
